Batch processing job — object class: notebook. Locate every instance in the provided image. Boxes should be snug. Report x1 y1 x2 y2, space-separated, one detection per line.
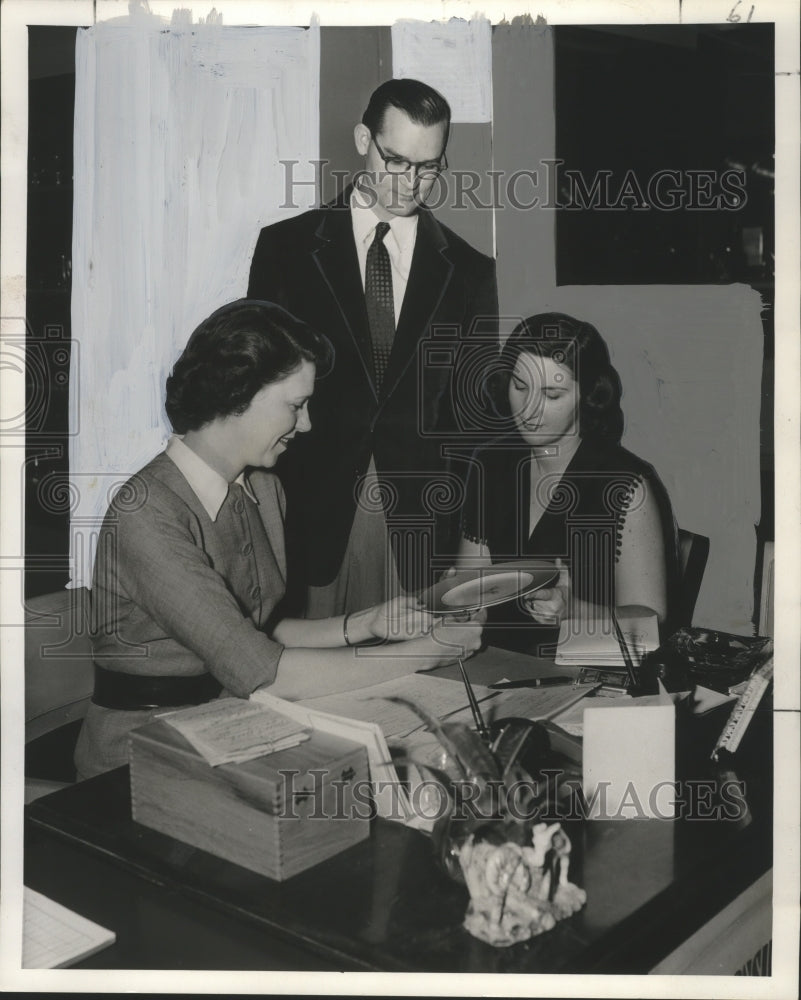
554 609 660 666
23 888 116 968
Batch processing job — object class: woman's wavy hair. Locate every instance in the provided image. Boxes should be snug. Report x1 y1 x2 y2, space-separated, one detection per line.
492 312 624 444
165 299 333 434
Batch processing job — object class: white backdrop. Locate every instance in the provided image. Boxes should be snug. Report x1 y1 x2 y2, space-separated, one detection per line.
68 14 320 586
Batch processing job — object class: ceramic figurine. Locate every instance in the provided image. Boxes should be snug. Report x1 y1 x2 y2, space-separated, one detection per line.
457 822 586 946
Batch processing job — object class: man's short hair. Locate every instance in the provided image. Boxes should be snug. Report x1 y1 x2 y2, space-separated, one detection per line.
362 78 451 136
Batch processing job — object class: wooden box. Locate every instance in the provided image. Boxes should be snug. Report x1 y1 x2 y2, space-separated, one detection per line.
129 720 370 881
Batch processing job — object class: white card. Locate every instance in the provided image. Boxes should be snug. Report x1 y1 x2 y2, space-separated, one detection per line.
583 704 675 820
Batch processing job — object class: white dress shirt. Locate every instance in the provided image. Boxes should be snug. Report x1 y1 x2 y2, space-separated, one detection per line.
350 185 419 323
166 435 257 522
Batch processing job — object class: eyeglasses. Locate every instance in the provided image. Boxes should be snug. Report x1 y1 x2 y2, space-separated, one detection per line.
370 132 447 179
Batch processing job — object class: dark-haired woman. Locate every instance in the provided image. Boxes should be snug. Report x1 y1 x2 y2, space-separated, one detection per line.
456 312 679 656
75 300 481 779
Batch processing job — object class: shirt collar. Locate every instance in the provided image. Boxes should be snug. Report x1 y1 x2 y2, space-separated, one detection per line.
165 436 258 521
350 184 418 253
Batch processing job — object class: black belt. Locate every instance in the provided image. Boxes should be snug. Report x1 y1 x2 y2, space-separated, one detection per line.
91 663 222 711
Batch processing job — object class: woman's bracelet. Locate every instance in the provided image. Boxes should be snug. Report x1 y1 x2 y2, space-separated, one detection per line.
343 613 353 647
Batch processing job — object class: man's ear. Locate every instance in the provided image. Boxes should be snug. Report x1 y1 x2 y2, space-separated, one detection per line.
353 123 371 156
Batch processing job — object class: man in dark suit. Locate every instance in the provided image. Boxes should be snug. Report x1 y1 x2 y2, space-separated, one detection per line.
248 78 498 616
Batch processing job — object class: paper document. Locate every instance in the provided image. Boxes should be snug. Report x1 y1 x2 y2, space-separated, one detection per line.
162 697 309 766
300 673 496 739
23 888 116 968
486 682 599 723
391 19 492 123
555 610 660 666
690 685 737 714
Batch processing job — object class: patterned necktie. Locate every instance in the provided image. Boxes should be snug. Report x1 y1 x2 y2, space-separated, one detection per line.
365 221 395 393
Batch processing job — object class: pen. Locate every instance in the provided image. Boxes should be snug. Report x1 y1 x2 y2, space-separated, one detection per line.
489 676 578 690
456 657 491 743
610 608 638 688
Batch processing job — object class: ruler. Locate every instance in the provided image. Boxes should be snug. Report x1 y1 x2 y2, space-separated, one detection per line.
711 658 774 761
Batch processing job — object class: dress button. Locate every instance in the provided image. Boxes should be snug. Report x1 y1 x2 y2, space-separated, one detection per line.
250 585 261 599
241 542 253 556
233 499 245 514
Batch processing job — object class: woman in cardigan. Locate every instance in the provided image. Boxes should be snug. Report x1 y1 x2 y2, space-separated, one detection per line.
76 299 482 778
457 312 679 656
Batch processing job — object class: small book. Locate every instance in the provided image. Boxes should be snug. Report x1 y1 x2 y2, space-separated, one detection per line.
23 888 115 968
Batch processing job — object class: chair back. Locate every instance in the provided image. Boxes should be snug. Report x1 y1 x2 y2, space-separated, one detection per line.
676 528 710 626
25 587 94 742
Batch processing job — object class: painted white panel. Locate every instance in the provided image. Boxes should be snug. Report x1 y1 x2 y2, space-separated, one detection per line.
69 17 319 585
391 17 492 123
524 284 763 634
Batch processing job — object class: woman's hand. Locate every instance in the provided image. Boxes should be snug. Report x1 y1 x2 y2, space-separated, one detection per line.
365 594 438 642
522 558 570 624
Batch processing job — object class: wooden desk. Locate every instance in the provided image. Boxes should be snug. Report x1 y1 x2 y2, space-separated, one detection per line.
23 650 773 973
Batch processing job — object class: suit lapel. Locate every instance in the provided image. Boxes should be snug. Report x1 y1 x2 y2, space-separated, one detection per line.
310 196 455 406
380 209 453 404
311 191 377 398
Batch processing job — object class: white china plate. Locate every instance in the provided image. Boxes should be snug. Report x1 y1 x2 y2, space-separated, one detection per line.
420 561 559 614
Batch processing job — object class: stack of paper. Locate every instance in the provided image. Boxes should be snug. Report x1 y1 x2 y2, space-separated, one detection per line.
161 697 309 766
555 610 659 667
